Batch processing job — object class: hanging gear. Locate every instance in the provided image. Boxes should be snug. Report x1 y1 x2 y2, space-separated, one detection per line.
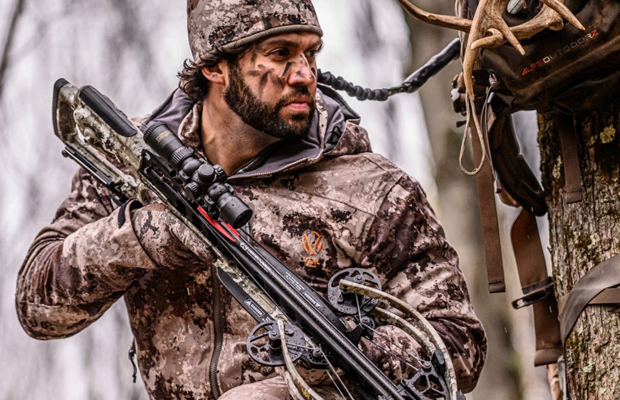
302 0 620 378
452 0 620 367
465 0 620 115
319 0 620 372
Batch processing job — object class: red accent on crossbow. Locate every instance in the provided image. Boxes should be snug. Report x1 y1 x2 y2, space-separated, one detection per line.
223 222 240 238
197 206 239 243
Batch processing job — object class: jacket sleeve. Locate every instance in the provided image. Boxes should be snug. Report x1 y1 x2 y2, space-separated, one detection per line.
359 174 487 393
16 168 157 340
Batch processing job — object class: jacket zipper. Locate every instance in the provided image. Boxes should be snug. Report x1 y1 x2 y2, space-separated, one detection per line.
209 262 224 399
232 103 327 180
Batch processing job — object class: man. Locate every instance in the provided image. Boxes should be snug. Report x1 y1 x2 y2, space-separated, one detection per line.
16 0 487 399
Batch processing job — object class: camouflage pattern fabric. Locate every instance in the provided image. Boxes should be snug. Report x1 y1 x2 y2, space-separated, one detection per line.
16 90 487 399
219 375 343 400
187 0 323 61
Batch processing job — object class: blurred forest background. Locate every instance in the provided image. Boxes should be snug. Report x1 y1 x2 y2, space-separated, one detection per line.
0 0 551 399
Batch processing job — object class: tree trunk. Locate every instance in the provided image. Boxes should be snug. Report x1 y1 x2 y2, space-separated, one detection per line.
539 106 620 399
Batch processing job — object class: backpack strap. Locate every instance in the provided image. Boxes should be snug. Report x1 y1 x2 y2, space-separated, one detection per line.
510 209 563 365
472 117 506 293
559 254 620 342
453 72 506 293
554 115 583 203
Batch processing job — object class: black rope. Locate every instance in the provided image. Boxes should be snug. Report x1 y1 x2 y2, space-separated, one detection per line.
318 38 461 102
318 70 391 101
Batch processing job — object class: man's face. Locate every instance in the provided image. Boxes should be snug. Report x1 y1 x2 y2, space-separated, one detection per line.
224 32 322 140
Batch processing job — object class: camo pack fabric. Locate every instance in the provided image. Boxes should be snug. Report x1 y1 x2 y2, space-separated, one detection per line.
462 0 620 114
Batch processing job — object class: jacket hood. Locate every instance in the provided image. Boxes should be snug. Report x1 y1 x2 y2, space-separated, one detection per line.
140 84 372 179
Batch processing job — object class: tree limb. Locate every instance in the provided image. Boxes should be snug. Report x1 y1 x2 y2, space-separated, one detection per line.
0 0 27 101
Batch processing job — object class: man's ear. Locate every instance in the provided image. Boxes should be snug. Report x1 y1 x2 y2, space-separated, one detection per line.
201 60 228 87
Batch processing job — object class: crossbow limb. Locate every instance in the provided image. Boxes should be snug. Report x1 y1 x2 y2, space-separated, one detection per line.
341 281 461 400
278 319 326 400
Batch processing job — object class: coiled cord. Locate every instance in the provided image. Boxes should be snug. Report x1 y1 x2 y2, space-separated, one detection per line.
317 38 461 102
317 70 390 101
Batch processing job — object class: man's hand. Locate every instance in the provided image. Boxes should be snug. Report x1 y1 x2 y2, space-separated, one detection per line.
59 199 216 278
130 202 216 269
359 325 423 384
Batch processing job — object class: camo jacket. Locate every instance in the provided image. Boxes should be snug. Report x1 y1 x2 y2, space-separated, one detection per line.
16 86 487 399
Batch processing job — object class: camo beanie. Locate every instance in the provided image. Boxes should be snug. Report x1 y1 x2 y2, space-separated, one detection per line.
187 0 323 62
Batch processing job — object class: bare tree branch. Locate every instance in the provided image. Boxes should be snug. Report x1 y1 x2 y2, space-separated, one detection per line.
0 0 27 101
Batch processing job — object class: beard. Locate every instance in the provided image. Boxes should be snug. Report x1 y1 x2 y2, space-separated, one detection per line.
224 63 316 140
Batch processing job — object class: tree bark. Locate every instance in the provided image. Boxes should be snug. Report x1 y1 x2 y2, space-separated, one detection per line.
539 106 620 399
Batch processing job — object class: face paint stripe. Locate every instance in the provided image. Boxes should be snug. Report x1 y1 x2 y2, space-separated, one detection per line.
259 72 270 94
282 62 293 78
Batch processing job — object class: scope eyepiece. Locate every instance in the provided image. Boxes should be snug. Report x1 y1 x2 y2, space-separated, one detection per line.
143 122 193 169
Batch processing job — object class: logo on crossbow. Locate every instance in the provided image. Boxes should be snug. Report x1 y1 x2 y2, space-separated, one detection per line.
301 231 323 269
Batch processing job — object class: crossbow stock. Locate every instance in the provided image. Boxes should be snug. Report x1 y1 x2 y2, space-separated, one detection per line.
51 78 463 400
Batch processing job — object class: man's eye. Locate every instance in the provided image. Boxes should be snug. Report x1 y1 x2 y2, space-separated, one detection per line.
306 46 323 60
270 49 290 58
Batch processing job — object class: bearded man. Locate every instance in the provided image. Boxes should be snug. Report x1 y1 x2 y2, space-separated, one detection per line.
16 1 487 399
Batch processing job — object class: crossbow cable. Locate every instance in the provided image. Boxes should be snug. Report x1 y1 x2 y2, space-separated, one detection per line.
278 319 325 400
340 281 462 400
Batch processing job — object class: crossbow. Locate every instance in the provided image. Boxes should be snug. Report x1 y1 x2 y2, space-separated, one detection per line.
51 75 466 400
48 17 485 397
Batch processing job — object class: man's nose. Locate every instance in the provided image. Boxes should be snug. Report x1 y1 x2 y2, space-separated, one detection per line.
287 57 316 87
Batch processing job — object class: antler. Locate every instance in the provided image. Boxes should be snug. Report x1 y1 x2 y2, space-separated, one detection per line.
471 0 585 49
396 0 585 98
395 0 472 31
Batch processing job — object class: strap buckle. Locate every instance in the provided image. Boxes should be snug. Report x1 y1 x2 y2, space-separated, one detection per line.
512 277 555 309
